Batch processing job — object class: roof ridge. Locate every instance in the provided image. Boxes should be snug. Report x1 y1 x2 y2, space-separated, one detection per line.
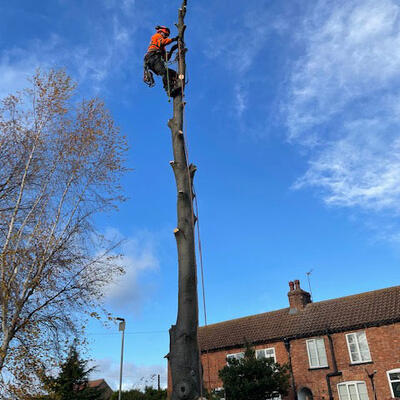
201 307 290 329
200 285 400 330
88 378 105 384
309 284 400 305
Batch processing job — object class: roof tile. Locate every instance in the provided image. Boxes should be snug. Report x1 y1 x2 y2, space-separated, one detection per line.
198 285 400 352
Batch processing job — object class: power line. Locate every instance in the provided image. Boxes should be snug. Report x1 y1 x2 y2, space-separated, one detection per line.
87 330 167 336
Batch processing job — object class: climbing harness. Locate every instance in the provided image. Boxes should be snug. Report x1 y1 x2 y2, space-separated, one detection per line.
143 49 178 100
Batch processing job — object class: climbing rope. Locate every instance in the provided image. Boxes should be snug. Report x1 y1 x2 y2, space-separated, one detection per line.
176 37 212 399
165 48 172 102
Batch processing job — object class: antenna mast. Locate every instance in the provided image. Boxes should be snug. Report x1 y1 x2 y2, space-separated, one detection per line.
306 269 313 301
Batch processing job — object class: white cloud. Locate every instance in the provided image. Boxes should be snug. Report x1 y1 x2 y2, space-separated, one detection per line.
0 36 59 98
103 229 159 311
234 84 247 116
102 0 136 15
122 0 136 14
203 7 287 118
90 358 166 391
287 0 400 213
294 126 400 211
287 0 400 139
0 2 139 97
205 9 277 75
0 56 37 99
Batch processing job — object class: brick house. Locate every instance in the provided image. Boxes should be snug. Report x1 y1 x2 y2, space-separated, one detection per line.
192 281 400 400
87 379 113 400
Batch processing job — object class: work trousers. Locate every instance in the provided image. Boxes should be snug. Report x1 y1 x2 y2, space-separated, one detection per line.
144 51 177 91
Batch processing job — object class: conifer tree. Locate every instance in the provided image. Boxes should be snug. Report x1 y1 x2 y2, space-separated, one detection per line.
40 346 104 400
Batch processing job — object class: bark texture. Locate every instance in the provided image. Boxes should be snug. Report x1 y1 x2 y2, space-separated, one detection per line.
168 2 202 399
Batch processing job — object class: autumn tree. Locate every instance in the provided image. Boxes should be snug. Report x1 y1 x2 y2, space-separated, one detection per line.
218 345 290 400
0 69 127 398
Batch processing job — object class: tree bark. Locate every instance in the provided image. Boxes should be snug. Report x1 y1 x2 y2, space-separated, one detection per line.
168 2 202 400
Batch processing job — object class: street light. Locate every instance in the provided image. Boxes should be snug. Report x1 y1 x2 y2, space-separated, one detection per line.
116 317 126 400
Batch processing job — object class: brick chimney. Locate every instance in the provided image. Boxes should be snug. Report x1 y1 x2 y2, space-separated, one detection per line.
287 279 312 313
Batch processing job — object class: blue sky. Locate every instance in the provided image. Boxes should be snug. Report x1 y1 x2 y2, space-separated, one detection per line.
2 0 400 391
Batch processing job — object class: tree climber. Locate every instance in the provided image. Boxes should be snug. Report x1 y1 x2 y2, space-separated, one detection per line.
143 26 180 96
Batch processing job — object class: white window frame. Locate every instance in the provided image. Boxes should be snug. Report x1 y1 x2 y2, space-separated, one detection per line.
345 331 372 364
269 394 281 400
226 352 244 364
306 338 328 368
255 347 276 362
211 387 225 400
387 368 400 398
337 381 369 400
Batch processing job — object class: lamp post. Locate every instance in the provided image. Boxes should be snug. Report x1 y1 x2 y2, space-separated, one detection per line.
116 317 125 400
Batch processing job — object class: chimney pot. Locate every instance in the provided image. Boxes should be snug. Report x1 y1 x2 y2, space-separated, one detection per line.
287 279 311 312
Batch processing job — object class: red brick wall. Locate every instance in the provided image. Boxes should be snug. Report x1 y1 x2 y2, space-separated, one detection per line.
200 341 290 391
194 322 400 400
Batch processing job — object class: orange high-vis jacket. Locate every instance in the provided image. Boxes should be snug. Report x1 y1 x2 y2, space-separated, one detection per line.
147 33 173 54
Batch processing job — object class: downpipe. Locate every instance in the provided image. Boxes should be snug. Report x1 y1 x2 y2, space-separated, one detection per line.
326 331 342 400
284 338 298 400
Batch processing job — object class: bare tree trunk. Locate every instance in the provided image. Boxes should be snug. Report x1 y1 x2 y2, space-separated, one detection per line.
168 1 202 399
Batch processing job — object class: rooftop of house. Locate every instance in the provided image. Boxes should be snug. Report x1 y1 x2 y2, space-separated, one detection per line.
88 379 112 390
198 282 400 353
88 379 104 388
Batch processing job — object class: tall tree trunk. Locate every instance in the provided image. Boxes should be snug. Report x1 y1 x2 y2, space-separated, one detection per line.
168 1 202 399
